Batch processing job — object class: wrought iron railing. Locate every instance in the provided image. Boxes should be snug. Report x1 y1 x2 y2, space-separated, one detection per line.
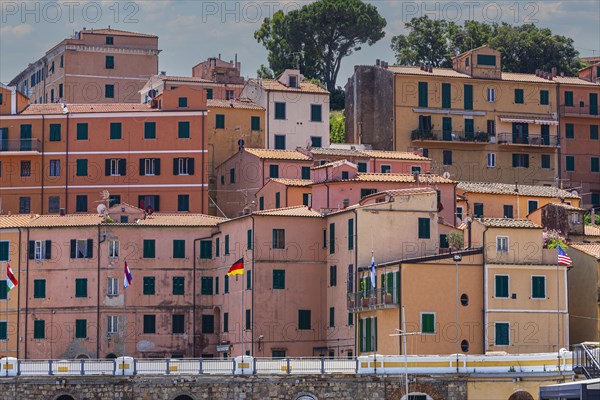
0 139 41 152
572 343 600 379
496 133 559 146
347 288 400 312
411 129 491 143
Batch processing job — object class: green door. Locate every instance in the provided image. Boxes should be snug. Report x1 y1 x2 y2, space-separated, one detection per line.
512 123 529 144
442 117 452 141
20 124 32 151
541 125 550 145
464 119 474 140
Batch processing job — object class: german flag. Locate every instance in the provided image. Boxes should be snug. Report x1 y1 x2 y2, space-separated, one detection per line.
227 258 244 276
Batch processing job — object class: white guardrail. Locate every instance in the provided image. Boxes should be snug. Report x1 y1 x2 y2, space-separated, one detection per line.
0 351 572 377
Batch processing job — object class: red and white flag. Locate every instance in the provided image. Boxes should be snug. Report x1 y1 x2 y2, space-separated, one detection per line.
6 264 18 291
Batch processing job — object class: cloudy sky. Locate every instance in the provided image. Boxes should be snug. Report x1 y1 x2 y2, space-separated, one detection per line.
1 0 599 87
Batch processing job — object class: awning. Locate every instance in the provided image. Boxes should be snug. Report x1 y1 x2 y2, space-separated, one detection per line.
499 117 535 123
499 116 558 125
534 119 559 125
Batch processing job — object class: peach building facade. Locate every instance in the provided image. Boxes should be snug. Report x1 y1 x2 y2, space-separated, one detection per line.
9 28 160 104
0 85 209 215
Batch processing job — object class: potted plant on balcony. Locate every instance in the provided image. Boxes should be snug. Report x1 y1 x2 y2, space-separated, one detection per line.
474 131 489 142
383 290 392 304
347 293 355 310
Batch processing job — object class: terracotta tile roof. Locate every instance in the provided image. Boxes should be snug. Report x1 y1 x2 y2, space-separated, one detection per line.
135 213 224 227
312 159 356 170
207 99 264 110
82 28 157 38
155 75 213 83
309 148 368 158
354 173 454 184
253 206 322 218
584 225 600 237
478 218 542 229
389 65 556 84
0 215 38 228
359 150 430 161
554 76 600 86
21 103 157 115
457 182 579 199
268 178 313 187
27 214 103 227
244 148 311 161
546 202 585 211
251 79 329 94
360 187 437 204
569 243 600 259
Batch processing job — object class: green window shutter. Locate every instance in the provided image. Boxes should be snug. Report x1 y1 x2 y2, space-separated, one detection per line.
591 125 599 140
439 234 449 249
105 85 114 98
298 310 311 330
178 121 190 138
247 229 252 250
76 123 88 140
224 235 230 255
143 315 156 334
329 307 335 328
566 156 575 171
223 313 229 332
442 83 451 108
246 270 252 290
310 104 322 122
172 315 185 334
49 124 61 141
273 269 285 289
477 54 496 66
216 114 225 129
495 275 508 297
348 218 354 250
173 240 185 258
464 84 473 110
365 318 371 351
143 276 155 295
201 315 214 334
206 88 213 100
33 320 45 339
259 197 264 210
540 90 549 105
301 166 310 180
216 238 220 257
251 116 260 131
532 276 546 298
269 165 279 178
105 56 114 69
173 276 185 295
359 319 364 352
348 312 353 326
75 319 87 338
275 192 280 208
177 194 189 212
76 159 88 176
110 123 122 140
34 280 46 298
418 218 430 239
178 97 188 107
515 89 524 104
592 157 600 173
143 240 155 258
465 119 474 138
418 82 428 107
245 309 251 330
215 276 219 295
224 275 229 293
201 277 214 295
75 278 87 298
0 322 6 340
590 93 598 115
565 123 574 138
421 313 435 333
474 203 484 218
144 122 156 139
0 242 9 262
275 102 286 119
200 240 212 259
565 91 573 106
495 323 509 345
329 223 335 254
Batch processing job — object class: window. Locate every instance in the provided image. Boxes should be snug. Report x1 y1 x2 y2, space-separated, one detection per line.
503 205 514 219
512 154 529 168
173 240 185 258
592 157 600 173
464 84 473 110
442 83 451 108
71 319 86 339
223 312 229 332
34 320 45 339
178 97 188 108
541 154 551 169
269 164 279 178
202 315 214 334
75 195 88 212
105 84 115 99
247 229 253 250
215 114 225 129
456 206 463 222
143 122 157 140
532 276 546 299
143 315 156 334
174 158 194 175
418 82 428 107
540 90 549 105
495 275 509 298
565 123 574 139
418 218 430 239
288 75 298 87
421 313 435 334
105 55 114 69
329 223 336 254
273 269 285 289
329 265 337 287
245 309 251 330
143 276 155 295
199 240 212 259
76 159 88 176
298 310 311 330
21 160 31 177
48 196 60 213
59 83 63 98
274 102 286 119
514 89 524 104
71 239 92 259
487 153 496 168
274 192 281 208
359 317 377 352
251 116 260 131
108 316 118 334
348 218 354 250
309 136 323 148
473 203 484 218
566 155 575 171
0 242 8 262
357 162 367 173
49 124 61 141
75 123 88 142
109 122 122 140
443 150 452 165
411 165 421 174
33 279 46 298
591 125 599 140
177 121 190 139
106 36 114 45
528 200 539 214
108 240 119 258
206 88 213 100
477 54 496 66
592 193 600 206
107 277 118 296
177 194 190 212
172 314 185 334
201 277 213 295
329 307 335 328
143 240 155 259
226 90 235 100
140 158 160 176
487 87 496 103
259 196 264 210
75 278 88 298
273 229 285 249
173 276 185 295
439 234 449 249
564 91 574 106
495 322 509 345
361 188 376 198
300 166 311 180
310 104 322 122
380 165 391 173
274 135 286 150
224 235 230 255
496 236 508 252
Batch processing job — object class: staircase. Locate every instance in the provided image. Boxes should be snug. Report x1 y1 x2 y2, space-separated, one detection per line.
573 342 600 379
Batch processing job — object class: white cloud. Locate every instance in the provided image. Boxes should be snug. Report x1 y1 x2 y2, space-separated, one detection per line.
1 24 33 38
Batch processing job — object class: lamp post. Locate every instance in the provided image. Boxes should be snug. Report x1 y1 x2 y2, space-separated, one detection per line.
453 253 462 373
389 306 422 399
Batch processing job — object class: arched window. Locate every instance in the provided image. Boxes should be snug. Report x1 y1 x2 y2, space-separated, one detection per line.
461 340 470 352
460 294 469 306
508 391 534 400
55 395 76 400
173 396 195 400
401 394 433 400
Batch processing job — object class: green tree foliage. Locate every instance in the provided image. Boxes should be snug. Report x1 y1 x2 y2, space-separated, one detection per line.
330 111 346 143
330 87 345 111
255 0 386 91
391 17 584 75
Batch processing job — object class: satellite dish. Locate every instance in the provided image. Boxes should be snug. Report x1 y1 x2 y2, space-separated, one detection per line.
571 190 578 197
306 139 312 150
148 89 157 99
442 171 451 179
97 204 107 216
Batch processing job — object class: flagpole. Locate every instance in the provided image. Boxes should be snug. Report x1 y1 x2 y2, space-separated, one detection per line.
556 253 560 371
241 265 245 360
5 270 8 377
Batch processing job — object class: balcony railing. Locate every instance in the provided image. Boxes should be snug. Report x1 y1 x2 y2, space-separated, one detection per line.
347 289 399 312
0 139 41 152
560 105 600 117
411 129 490 143
496 133 559 146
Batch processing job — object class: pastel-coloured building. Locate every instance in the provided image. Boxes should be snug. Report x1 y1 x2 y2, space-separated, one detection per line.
9 28 160 104
192 56 245 85
139 75 245 104
0 84 209 215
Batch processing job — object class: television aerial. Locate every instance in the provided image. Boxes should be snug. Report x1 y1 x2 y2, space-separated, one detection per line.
442 171 451 179
97 204 107 216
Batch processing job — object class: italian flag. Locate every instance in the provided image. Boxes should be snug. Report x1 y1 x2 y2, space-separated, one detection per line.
6 264 18 291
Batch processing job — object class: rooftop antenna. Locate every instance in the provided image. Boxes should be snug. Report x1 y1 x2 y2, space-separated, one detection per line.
290 52 302 70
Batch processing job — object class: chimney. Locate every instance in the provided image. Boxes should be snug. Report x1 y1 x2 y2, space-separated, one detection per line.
552 67 557 77
343 198 350 209
376 59 381 67
428 65 433 73
218 53 221 60
591 209 596 225
535 69 540 76
59 208 66 216
420 64 425 71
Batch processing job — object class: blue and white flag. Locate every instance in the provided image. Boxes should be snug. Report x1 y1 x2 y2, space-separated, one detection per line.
124 261 133 289
370 254 376 288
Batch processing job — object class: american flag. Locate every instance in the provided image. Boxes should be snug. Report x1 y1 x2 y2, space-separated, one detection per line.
557 247 572 267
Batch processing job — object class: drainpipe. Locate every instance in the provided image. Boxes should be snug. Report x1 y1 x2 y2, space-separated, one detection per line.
266 91 270 148
392 74 397 150
201 112 206 213
16 228 22 359
324 182 331 210
97 225 106 358
351 209 359 356
250 215 256 356
453 184 457 228
482 225 489 353
193 237 202 358
41 115 45 214
65 113 70 213
24 228 30 359
556 82 562 185
285 184 289 207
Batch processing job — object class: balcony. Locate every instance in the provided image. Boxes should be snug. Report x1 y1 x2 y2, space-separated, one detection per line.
347 289 399 313
411 129 490 143
0 139 41 153
560 105 600 117
496 133 559 146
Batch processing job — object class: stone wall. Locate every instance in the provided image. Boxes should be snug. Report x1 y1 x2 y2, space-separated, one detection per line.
0 374 468 400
